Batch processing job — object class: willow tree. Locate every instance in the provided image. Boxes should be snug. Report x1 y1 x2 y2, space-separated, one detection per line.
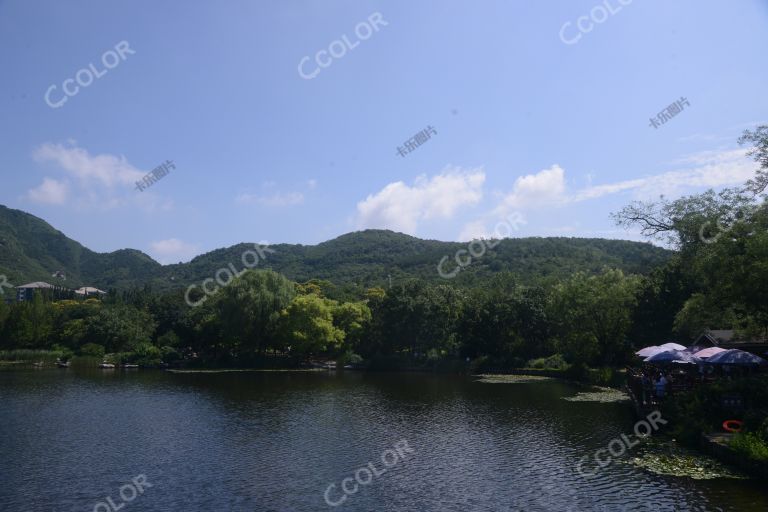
210 269 296 356
277 295 345 358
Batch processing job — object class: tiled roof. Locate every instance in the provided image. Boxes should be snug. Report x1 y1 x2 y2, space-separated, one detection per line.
75 286 106 294
16 282 55 289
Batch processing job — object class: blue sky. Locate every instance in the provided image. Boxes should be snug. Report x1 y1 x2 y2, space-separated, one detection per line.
1 0 767 264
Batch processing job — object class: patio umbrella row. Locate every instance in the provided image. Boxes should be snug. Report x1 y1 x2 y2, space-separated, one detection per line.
635 344 766 366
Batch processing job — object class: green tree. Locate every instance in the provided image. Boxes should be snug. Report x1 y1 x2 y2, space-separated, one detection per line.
549 269 639 366
209 270 296 356
458 290 525 361
85 304 155 353
277 295 345 357
614 125 768 344
1 293 54 348
79 342 106 358
629 258 693 346
673 293 739 340
332 301 371 352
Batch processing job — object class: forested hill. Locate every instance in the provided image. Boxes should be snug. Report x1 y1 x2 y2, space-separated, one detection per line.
0 205 671 291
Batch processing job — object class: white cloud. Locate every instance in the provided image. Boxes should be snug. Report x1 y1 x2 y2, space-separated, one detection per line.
355 167 485 234
493 148 754 216
495 164 567 212
463 147 754 242
573 148 754 201
26 141 169 212
236 191 305 207
236 179 316 207
27 178 69 205
458 220 492 241
33 142 144 187
148 238 200 264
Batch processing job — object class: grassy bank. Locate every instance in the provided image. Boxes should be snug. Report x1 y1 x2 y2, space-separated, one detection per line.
661 375 768 477
0 349 65 364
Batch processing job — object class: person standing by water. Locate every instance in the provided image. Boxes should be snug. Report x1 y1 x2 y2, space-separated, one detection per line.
654 373 667 400
641 373 651 405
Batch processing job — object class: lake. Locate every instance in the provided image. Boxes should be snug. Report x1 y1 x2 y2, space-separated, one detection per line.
1 369 766 511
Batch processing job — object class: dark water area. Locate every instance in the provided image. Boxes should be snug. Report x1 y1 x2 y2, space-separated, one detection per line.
1 369 766 511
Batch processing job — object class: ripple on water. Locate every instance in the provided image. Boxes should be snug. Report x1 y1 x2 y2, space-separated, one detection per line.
0 370 767 512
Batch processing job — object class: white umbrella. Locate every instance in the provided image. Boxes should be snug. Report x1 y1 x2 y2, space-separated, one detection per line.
644 349 702 364
660 342 687 351
636 346 664 357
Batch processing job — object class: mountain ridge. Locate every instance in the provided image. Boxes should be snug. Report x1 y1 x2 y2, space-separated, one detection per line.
0 204 672 291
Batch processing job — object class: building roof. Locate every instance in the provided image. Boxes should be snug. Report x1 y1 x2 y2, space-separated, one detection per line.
74 286 106 295
709 330 736 343
16 281 55 289
696 329 767 349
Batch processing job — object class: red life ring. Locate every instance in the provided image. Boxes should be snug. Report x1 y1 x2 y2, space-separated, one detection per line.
722 420 743 433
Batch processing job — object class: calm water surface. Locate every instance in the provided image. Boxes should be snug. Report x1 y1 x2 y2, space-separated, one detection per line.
1 369 766 511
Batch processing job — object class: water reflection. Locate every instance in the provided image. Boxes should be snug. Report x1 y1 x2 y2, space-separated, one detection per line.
0 369 766 511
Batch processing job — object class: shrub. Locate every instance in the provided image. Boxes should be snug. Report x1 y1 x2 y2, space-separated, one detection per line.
664 375 768 447
156 331 180 348
337 351 364 366
527 353 568 370
51 344 74 361
731 432 768 462
0 349 63 362
79 343 105 358
132 342 163 367
161 345 181 363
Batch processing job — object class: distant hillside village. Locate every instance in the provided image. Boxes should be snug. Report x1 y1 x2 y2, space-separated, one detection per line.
8 280 106 303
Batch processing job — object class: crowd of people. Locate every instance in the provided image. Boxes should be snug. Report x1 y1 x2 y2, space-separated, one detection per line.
628 362 762 405
628 365 706 406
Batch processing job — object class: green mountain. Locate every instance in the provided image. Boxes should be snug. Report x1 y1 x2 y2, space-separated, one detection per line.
0 205 672 292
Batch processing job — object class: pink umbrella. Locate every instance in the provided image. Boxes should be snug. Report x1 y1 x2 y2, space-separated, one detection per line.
693 347 727 359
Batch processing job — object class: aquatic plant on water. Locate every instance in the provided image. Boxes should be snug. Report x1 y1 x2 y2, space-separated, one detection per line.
628 440 747 480
474 374 553 384
561 386 629 403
